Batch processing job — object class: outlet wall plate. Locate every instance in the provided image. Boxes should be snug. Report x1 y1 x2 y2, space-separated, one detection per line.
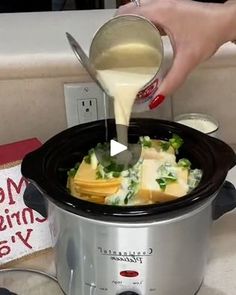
64 82 109 127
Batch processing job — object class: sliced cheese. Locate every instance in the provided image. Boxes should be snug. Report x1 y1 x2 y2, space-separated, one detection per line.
74 159 97 181
87 195 106 203
68 176 107 203
68 176 80 197
151 140 175 154
76 180 121 188
75 184 119 196
141 142 176 164
74 159 121 187
141 159 162 190
137 188 180 203
165 168 189 197
137 160 189 204
69 139 192 205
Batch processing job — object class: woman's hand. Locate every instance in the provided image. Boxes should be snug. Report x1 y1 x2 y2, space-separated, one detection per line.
117 0 234 108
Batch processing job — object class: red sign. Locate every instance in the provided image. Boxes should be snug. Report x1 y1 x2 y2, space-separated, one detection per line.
0 139 52 265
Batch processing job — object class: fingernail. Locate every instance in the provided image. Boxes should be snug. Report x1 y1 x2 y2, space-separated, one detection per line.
149 94 165 110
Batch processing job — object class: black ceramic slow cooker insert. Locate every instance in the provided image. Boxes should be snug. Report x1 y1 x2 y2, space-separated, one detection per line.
21 118 236 220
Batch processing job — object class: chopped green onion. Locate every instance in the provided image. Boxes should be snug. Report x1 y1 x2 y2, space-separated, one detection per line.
156 178 167 191
96 143 103 149
178 158 191 169
67 162 80 177
84 148 95 164
88 148 95 156
67 168 77 178
84 155 91 164
105 162 124 173
160 141 171 151
139 136 152 148
169 134 184 152
96 170 103 179
74 162 80 170
113 171 121 178
156 172 177 191
128 179 138 190
159 134 184 153
111 197 120 206
166 172 177 180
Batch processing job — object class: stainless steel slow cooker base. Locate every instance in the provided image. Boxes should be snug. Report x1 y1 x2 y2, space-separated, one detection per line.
21 118 236 295
50 197 214 295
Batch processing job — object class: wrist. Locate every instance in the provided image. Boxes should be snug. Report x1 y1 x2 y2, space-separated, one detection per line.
223 1 236 43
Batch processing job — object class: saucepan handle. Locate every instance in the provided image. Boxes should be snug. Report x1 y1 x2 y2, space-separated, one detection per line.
212 181 236 220
23 183 48 218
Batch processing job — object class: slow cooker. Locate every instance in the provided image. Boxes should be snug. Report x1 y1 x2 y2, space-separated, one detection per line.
21 118 236 295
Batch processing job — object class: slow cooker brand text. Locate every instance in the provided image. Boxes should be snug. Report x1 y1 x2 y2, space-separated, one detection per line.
97 247 153 264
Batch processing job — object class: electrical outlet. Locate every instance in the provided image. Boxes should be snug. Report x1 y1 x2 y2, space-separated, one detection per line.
64 82 109 127
77 98 97 123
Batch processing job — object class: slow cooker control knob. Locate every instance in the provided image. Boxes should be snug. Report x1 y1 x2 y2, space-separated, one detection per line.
118 292 139 295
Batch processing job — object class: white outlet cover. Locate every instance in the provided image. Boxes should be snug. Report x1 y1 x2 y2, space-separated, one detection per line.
64 82 110 127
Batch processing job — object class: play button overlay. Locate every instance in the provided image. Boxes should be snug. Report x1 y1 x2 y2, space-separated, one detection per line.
110 139 127 157
94 124 142 171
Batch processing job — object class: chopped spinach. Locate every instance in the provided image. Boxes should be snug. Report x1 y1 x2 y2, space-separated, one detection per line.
124 191 135 205
156 165 177 191
188 169 203 191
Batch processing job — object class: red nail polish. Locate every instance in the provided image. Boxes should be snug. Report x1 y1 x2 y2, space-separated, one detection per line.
149 95 165 110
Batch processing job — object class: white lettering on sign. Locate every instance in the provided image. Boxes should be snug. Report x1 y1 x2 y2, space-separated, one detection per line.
0 164 52 265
